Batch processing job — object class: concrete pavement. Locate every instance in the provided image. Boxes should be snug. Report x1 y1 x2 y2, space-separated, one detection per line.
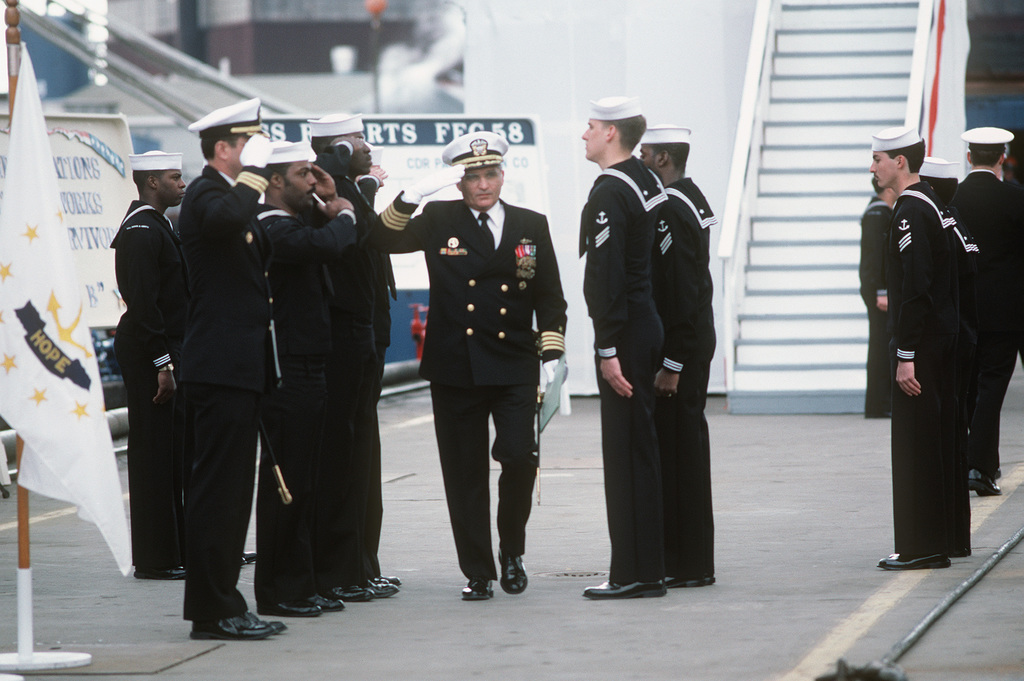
0 371 1022 680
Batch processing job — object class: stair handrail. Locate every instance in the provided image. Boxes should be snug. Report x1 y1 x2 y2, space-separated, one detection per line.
905 0 936 130
717 0 777 392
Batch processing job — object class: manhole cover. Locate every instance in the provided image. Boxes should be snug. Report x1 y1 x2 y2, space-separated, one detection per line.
537 571 607 578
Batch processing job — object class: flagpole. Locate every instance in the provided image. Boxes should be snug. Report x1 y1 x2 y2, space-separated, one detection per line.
0 3 91 673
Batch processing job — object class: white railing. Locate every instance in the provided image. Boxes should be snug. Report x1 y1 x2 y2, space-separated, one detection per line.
717 0 777 392
905 0 936 129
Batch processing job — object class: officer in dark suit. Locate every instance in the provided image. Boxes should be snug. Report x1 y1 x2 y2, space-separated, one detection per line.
111 151 188 581
952 127 1024 497
178 99 285 640
859 177 896 418
253 141 359 619
870 126 957 571
639 125 717 590
306 114 399 602
373 131 568 601
579 97 667 599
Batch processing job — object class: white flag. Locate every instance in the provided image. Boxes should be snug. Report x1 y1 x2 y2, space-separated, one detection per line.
920 0 970 171
0 47 130 575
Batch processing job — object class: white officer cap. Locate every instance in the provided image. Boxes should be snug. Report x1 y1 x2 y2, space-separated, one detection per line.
129 150 182 172
871 125 922 152
266 141 316 165
919 157 959 180
641 125 692 146
441 131 509 168
308 113 364 139
588 96 643 121
188 98 262 139
961 127 1013 150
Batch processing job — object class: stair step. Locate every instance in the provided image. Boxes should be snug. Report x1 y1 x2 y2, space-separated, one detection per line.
738 313 867 339
751 216 862 242
759 169 874 194
762 145 875 171
771 74 910 98
774 51 914 77
736 338 867 365
779 2 919 31
764 119 903 146
754 193 871 219
776 27 916 53
732 365 867 391
743 290 864 315
766 98 905 122
746 264 860 291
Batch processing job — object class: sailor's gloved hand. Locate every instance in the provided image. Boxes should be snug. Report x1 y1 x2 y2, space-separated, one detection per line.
402 165 465 204
239 134 273 168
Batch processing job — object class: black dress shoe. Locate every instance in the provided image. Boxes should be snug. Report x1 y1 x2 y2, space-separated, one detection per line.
191 613 278 640
241 552 258 565
321 585 374 602
244 610 286 634
583 581 667 599
134 566 186 580
461 578 493 601
665 575 715 588
949 548 972 558
366 578 399 598
968 469 1001 496
309 594 345 612
876 553 950 570
379 575 402 586
257 600 322 618
498 551 528 594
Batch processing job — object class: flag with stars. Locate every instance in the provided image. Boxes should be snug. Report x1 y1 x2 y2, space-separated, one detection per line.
0 47 130 575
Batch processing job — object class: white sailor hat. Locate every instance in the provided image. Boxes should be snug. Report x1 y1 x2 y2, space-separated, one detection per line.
267 141 316 165
588 96 643 121
919 157 959 180
441 131 509 168
308 113 364 138
188 98 262 139
961 127 1013 148
641 125 692 146
129 150 182 172
871 125 922 152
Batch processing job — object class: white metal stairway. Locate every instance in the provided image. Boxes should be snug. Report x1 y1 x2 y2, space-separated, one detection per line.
725 0 922 413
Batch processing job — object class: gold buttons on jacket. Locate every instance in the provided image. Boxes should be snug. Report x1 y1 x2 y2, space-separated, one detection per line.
498 332 506 339
467 304 475 312
269 297 274 304
500 284 509 292
466 328 474 336
246 231 254 244
500 308 507 315
468 279 476 287
518 281 527 290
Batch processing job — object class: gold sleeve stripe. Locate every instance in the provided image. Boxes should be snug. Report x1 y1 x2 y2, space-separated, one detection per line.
236 171 269 194
540 331 565 352
380 202 412 231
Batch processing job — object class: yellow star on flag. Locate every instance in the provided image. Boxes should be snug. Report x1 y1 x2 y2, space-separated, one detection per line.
22 224 39 243
1 354 15 373
29 388 47 405
71 402 89 420
0 263 11 282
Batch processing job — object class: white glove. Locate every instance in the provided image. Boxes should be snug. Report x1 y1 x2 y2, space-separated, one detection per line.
239 134 273 168
543 359 558 385
403 165 465 204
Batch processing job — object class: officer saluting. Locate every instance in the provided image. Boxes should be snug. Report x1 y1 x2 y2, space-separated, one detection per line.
178 99 285 640
373 131 568 601
111 150 188 581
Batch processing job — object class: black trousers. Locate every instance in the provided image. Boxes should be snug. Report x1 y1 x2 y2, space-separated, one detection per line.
183 383 261 622
865 305 892 416
256 355 326 606
654 358 714 582
953 340 974 555
315 314 377 591
889 334 956 559
362 343 388 581
114 335 185 571
430 381 538 581
597 314 665 585
967 330 1021 477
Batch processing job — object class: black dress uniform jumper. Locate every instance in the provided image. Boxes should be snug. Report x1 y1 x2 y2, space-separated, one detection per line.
886 182 958 560
580 157 667 585
110 200 189 572
255 207 358 608
374 194 567 581
178 165 277 623
311 146 382 593
651 178 716 584
859 196 892 417
951 170 1024 479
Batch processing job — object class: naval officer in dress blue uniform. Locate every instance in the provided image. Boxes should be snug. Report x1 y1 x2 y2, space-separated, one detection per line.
111 150 188 581
178 99 286 640
373 131 568 601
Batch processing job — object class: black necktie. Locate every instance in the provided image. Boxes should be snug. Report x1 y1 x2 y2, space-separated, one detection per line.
478 212 494 251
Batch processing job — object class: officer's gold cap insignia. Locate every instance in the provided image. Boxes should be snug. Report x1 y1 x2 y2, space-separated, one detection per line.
245 231 254 244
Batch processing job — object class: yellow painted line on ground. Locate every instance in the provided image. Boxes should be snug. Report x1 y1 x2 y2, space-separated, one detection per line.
0 492 131 533
775 463 1023 681
383 413 434 432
